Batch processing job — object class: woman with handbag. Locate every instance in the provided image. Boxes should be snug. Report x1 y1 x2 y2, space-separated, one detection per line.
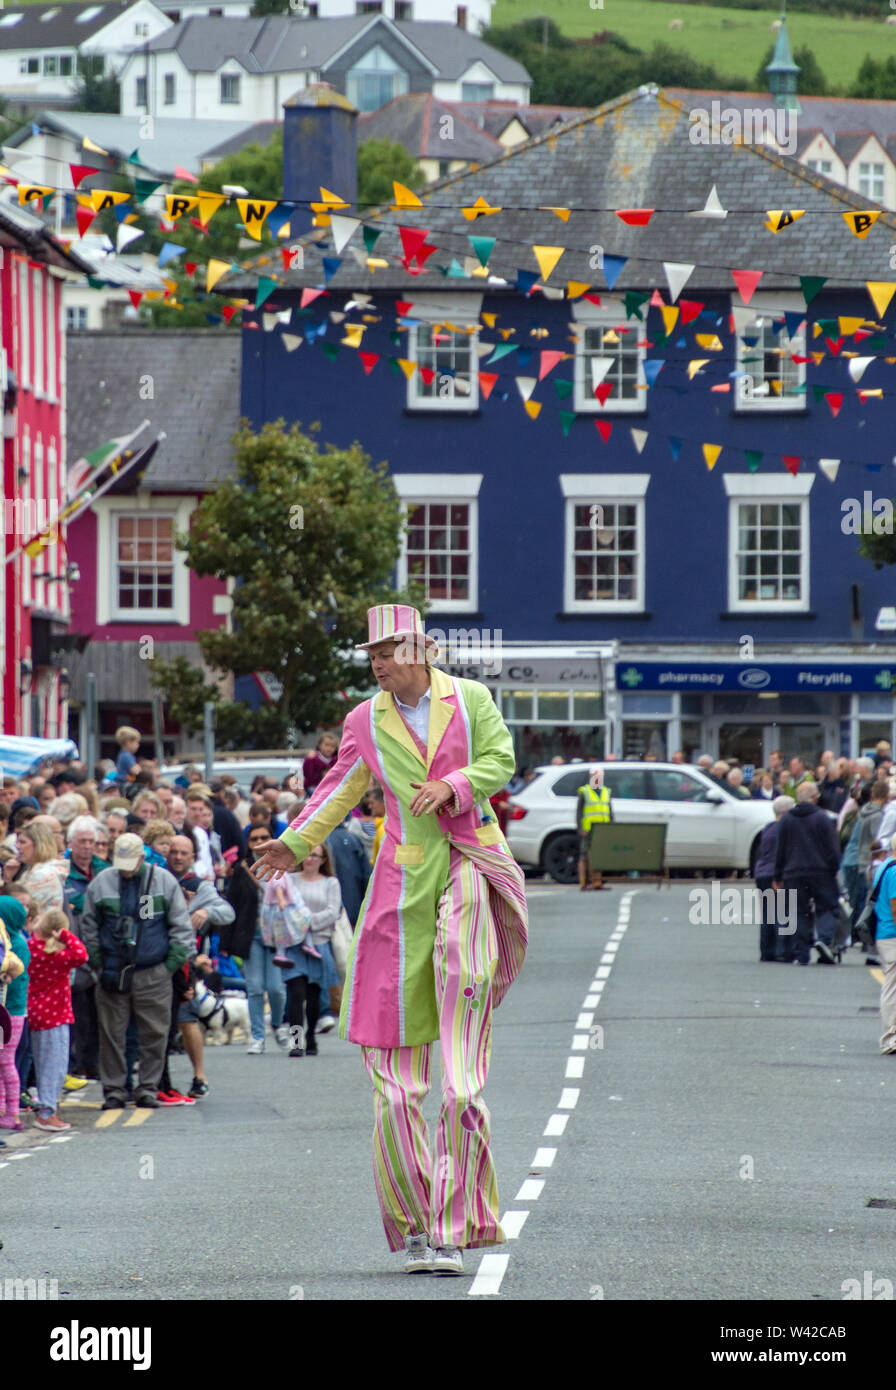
278 847 342 1058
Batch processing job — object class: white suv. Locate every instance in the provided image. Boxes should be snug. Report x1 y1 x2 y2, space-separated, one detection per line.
506 762 775 883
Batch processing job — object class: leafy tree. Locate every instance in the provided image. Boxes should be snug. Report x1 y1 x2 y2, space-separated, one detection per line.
858 513 896 571
850 55 896 100
148 420 425 744
357 137 425 209
72 56 120 113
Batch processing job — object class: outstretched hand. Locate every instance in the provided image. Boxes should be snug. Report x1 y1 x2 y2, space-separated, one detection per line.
247 839 299 883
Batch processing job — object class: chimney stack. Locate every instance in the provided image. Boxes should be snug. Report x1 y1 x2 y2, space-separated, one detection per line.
282 85 358 240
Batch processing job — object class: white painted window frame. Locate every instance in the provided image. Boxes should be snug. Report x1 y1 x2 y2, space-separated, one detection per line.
571 297 647 415
392 473 481 613
95 494 193 625
733 290 807 414
724 473 813 613
560 473 649 614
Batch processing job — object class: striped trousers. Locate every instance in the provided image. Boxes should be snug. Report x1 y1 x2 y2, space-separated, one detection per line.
362 849 505 1252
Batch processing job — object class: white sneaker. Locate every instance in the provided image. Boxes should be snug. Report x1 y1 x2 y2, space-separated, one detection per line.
317 1013 337 1034
431 1246 464 1276
275 1024 291 1048
404 1234 433 1273
246 1039 265 1055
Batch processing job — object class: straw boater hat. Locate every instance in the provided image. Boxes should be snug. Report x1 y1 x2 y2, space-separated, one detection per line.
356 605 438 660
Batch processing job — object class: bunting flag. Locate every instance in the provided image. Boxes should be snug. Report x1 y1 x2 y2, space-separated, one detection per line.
310 187 350 215
602 255 627 291
687 359 709 380
69 164 99 189
848 357 874 383
165 194 198 220
174 165 199 184
783 455 801 475
392 182 423 211
538 349 565 380
630 427 648 454
329 214 361 254
818 458 840 483
663 262 695 301
281 333 302 352
206 259 232 293
660 305 679 335
825 392 843 418
516 376 537 404
300 288 327 308
590 356 613 392
18 184 53 206
703 443 722 471
82 135 109 155
254 277 278 309
616 208 654 227
643 360 664 389
541 206 571 221
469 235 495 268
478 371 498 400
341 323 365 348
691 186 727 218
731 269 763 304
359 351 379 374
531 245 564 281
90 188 131 213
196 191 226 227
524 400 541 420
566 280 591 300
236 198 277 240
800 276 827 306
117 223 144 253
75 205 96 237
843 210 881 239
559 409 576 436
134 177 163 204
595 419 612 443
462 196 501 221
764 210 805 233
745 451 763 473
866 282 896 319
157 242 186 269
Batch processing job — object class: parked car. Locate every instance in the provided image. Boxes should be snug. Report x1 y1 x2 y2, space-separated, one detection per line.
506 762 775 884
160 752 306 795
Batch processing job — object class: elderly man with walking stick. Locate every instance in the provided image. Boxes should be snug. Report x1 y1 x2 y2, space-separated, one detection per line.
250 605 528 1277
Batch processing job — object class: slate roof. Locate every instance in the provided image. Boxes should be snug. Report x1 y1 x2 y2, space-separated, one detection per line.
453 100 593 140
0 0 148 50
200 119 281 163
358 93 502 163
142 13 530 84
66 330 242 492
231 86 896 295
666 90 896 144
5 111 260 180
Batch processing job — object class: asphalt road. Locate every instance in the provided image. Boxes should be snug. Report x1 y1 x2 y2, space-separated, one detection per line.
2 879 894 1304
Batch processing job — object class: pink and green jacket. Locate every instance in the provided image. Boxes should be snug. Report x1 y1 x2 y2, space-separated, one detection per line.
280 666 528 1048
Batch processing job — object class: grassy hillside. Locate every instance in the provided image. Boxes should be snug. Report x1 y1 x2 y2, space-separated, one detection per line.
491 0 893 90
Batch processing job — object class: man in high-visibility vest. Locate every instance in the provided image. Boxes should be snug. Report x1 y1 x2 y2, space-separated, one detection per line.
577 766 613 891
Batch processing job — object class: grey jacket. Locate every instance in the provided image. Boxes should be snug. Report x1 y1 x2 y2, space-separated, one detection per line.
857 803 885 873
81 863 195 973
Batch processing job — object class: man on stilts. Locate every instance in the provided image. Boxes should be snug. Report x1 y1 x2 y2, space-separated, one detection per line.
250 605 528 1275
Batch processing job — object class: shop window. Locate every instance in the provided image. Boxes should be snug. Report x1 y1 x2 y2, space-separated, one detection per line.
501 691 533 720
734 304 806 411
407 324 478 411
573 691 604 721
621 723 667 761
536 690 569 723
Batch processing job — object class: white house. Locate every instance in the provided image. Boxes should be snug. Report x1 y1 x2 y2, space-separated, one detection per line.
0 0 172 108
118 13 530 120
274 0 495 37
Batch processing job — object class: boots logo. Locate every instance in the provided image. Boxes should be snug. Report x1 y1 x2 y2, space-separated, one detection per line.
738 668 771 689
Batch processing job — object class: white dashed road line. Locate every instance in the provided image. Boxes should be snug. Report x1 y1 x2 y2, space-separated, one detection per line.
469 890 639 1297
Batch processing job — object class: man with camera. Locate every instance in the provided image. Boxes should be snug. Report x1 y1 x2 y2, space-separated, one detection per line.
80 833 195 1109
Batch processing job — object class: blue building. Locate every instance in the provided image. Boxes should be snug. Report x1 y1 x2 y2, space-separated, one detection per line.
235 83 896 769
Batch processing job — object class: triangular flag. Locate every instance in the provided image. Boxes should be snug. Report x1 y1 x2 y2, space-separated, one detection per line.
630 428 648 455
703 444 722 471
602 255 627 291
745 451 763 473
553 379 573 400
524 400 541 420
341 324 365 349
818 458 840 483
541 206 571 221
800 276 827 306
359 352 379 375
196 192 226 227
783 455 801 475
255 277 278 310
321 256 342 284
157 241 186 269
236 198 277 240
691 186 727 218
662 262 694 303
516 376 537 404
300 288 327 308
165 194 198 220
764 210 805 233
396 359 416 380
127 290 143 310
206 260 231 293
174 165 199 184
590 357 613 392
838 317 865 337
18 184 53 207
566 280 591 300
538 350 565 381
221 305 241 325
660 305 679 336
89 188 130 212
679 299 704 326
643 360 664 388
487 343 518 365
69 164 98 189
825 393 843 418
687 359 710 380
469 235 495 268
328 214 360 254
82 135 109 155
392 182 423 210
593 382 613 407
134 178 162 204
848 357 874 383
478 371 498 400
843 210 881 239
594 420 612 443
559 410 576 436
282 334 302 353
731 269 763 304
624 290 650 320
866 282 896 319
116 223 144 252
616 208 654 227
461 196 500 221
75 205 96 237
669 437 683 462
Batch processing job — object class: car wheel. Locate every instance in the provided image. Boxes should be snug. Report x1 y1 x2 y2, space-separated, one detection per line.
542 832 579 885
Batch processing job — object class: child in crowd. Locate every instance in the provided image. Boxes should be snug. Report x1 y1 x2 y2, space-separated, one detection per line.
0 897 30 1133
26 907 88 1132
114 726 142 791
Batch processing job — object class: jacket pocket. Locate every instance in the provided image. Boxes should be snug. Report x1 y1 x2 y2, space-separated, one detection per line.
394 844 425 866
475 823 504 847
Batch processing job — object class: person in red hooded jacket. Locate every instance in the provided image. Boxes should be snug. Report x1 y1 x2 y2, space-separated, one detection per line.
27 906 88 1131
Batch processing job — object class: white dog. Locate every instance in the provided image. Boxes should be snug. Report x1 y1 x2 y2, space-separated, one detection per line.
193 978 251 1046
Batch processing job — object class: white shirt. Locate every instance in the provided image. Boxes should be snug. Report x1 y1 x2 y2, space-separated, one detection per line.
394 685 431 748
877 801 896 851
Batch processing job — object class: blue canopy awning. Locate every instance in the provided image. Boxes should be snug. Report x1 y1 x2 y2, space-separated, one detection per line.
0 736 79 779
